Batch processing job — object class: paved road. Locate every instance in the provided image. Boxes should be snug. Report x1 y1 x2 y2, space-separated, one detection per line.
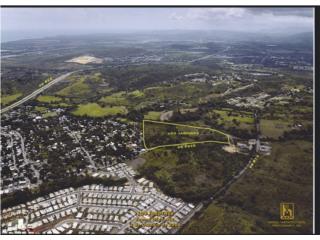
1 129 40 184
65 126 97 170
1 71 76 114
14 130 40 181
118 166 137 193
254 111 261 152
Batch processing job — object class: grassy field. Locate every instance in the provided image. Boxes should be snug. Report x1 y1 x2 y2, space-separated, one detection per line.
37 95 62 103
90 72 103 83
34 106 47 113
205 109 255 131
144 82 212 104
49 102 72 108
99 92 128 105
129 90 144 97
99 90 144 107
213 109 254 124
57 77 90 97
72 103 127 117
260 119 292 139
43 111 58 118
183 140 313 234
144 111 162 120
1 93 22 106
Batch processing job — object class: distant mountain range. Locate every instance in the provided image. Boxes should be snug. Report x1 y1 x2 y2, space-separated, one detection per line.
1 30 313 51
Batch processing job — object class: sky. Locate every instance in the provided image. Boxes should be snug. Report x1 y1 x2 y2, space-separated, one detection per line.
1 7 314 42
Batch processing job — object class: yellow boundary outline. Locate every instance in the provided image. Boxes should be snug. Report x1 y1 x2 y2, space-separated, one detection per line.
142 119 231 151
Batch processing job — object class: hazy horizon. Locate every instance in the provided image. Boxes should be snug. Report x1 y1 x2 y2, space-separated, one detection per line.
1 7 314 42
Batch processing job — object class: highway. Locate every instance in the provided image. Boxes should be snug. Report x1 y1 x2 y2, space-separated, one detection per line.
1 71 76 114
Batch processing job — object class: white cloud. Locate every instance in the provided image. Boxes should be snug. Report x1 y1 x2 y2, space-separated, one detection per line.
168 8 312 33
170 8 247 21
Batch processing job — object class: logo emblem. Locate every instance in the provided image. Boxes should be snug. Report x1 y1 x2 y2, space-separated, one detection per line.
280 203 294 220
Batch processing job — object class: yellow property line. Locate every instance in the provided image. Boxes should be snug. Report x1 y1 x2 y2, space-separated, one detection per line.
142 119 231 151
146 141 230 151
142 118 148 149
